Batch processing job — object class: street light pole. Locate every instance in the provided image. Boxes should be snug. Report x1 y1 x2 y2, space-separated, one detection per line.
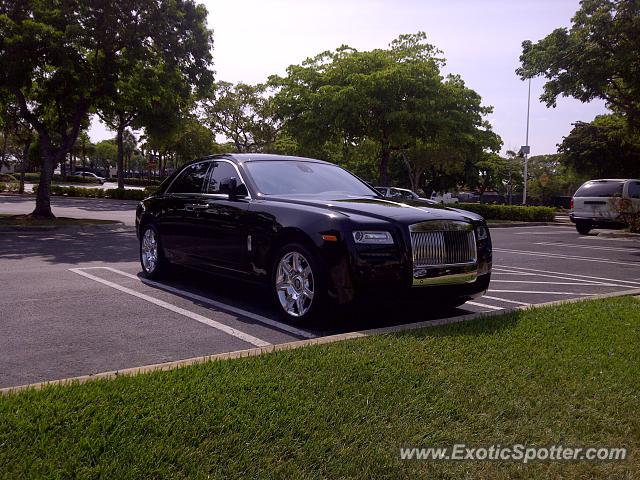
522 78 531 205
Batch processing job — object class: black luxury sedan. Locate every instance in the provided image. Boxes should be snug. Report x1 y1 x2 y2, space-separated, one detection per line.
136 154 492 322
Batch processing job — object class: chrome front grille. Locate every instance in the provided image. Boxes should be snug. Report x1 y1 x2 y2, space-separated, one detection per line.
410 221 477 267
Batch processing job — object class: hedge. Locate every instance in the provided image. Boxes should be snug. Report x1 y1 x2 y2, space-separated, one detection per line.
456 203 555 222
19 173 100 184
121 177 162 187
33 185 157 201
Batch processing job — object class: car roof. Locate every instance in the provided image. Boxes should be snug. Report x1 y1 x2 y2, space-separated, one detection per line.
586 179 638 182
202 153 333 165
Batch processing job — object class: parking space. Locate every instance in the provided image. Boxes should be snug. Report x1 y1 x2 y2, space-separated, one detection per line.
1 222 639 389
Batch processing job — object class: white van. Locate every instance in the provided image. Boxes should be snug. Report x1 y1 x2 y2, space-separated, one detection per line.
570 179 640 234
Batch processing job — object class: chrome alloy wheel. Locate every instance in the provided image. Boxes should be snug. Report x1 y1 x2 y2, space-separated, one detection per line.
141 228 158 273
275 251 315 317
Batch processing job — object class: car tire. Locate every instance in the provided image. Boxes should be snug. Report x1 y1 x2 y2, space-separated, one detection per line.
271 242 326 323
576 221 592 235
139 223 170 279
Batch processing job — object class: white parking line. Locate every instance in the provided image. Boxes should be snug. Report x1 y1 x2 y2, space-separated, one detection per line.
534 241 637 252
493 268 629 287
490 280 620 286
513 232 576 235
466 301 504 310
494 248 640 267
494 265 640 287
69 268 272 347
488 289 595 296
100 267 315 339
482 296 531 306
493 269 536 275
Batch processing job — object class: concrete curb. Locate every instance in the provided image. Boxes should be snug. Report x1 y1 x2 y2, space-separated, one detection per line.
0 221 131 234
2 288 639 396
597 231 640 239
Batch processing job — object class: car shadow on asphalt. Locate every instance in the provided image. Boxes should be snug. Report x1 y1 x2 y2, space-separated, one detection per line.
139 265 476 338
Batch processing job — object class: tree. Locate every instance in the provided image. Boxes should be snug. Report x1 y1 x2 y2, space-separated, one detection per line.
270 33 498 186
399 75 502 194
202 82 280 153
517 0 640 127
270 34 442 185
473 153 512 200
93 140 118 177
503 149 525 204
170 116 216 165
0 0 214 217
558 114 640 178
526 154 585 204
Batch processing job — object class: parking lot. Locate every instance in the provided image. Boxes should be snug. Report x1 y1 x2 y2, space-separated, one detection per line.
2 213 640 389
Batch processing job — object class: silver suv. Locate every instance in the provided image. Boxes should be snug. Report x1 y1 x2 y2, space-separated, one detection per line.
570 179 640 234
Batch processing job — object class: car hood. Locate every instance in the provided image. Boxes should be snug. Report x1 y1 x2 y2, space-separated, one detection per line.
266 195 484 224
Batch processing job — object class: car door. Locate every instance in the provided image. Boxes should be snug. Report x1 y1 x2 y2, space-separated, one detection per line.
192 160 252 273
157 161 212 262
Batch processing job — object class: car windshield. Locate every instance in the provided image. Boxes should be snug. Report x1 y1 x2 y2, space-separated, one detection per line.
574 181 624 197
244 160 378 197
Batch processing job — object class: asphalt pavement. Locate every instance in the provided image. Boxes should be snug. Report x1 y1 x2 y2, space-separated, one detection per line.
2 196 640 389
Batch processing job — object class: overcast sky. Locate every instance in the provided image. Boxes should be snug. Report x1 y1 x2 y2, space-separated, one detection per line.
89 0 608 156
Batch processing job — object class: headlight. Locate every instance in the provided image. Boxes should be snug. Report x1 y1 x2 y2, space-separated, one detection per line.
352 231 394 244
476 225 488 241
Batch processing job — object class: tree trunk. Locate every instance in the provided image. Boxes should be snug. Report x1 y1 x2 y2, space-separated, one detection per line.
116 120 125 189
33 147 57 218
400 152 417 192
19 140 29 195
379 141 390 186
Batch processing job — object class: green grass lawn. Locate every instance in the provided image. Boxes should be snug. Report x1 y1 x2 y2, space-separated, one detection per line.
1 297 639 479
0 214 118 226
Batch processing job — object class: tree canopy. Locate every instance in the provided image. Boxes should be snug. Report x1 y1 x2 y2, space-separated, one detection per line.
270 33 500 187
0 0 214 216
558 114 640 178
202 82 280 153
517 0 640 128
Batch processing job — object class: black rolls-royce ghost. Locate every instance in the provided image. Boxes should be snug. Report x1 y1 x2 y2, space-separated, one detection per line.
136 154 492 322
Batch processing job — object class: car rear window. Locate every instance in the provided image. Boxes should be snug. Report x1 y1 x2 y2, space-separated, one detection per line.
574 181 623 197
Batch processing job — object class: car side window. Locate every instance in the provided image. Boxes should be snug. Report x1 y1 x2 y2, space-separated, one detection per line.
628 182 640 199
400 191 413 199
167 162 210 194
206 161 241 194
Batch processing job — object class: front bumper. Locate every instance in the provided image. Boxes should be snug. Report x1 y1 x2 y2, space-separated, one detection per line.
326 224 492 304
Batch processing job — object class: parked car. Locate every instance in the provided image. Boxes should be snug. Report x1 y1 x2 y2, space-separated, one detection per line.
430 192 459 205
457 192 480 203
375 186 437 204
479 192 506 205
136 154 492 322
570 179 640 234
73 171 106 184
